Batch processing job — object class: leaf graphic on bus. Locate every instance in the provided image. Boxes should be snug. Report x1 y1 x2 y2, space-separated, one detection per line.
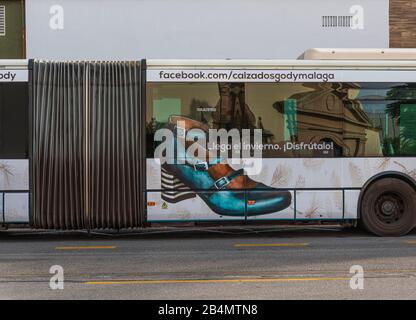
271 164 292 187
331 171 341 187
302 158 324 169
377 158 391 171
0 162 14 187
305 201 319 218
295 175 306 188
393 161 416 179
334 192 343 213
348 161 363 185
296 195 319 218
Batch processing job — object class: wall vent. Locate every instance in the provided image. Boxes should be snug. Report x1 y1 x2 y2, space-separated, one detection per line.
322 15 352 28
0 6 5 36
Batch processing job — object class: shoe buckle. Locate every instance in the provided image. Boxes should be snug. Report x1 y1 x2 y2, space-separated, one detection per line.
214 176 231 189
193 161 209 171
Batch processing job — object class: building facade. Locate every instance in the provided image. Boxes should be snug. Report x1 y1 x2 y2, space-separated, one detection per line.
2 0 415 60
2 0 412 60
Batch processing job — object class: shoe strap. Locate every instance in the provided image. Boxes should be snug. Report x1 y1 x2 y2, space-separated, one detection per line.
211 168 245 190
184 155 245 189
185 156 222 171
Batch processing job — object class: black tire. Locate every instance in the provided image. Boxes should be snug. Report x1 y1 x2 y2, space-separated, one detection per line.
360 178 416 236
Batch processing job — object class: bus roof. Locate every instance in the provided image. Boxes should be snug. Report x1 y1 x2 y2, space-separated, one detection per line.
4 50 416 70
299 48 416 60
146 59 416 69
0 59 28 69
147 48 416 69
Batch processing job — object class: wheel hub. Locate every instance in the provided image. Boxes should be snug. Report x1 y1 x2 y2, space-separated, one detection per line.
381 200 395 215
375 193 404 224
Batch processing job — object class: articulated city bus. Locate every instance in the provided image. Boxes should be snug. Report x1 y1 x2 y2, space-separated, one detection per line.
1 49 416 236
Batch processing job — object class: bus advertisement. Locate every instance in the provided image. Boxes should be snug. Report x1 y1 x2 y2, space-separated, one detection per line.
1 49 416 236
145 60 416 236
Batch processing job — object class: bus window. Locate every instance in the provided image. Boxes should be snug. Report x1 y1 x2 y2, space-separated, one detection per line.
399 104 416 155
355 83 416 156
245 83 344 158
146 82 221 157
0 83 28 158
147 82 260 158
147 82 416 158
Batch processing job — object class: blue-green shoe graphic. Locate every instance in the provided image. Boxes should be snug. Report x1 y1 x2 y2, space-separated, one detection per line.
159 116 292 217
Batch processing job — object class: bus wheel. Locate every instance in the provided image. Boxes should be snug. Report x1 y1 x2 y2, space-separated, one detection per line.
360 178 416 236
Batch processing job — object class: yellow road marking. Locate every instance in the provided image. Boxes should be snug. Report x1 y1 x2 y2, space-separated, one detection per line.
55 246 116 250
4 268 416 279
405 240 416 244
234 242 309 247
85 277 347 285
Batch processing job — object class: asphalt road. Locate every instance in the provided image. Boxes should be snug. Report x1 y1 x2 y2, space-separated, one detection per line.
0 225 416 300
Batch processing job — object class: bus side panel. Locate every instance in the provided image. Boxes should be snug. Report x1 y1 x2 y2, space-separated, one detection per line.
3 193 29 223
146 191 245 222
295 190 343 220
0 160 29 223
344 190 360 219
0 73 30 224
146 157 416 222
